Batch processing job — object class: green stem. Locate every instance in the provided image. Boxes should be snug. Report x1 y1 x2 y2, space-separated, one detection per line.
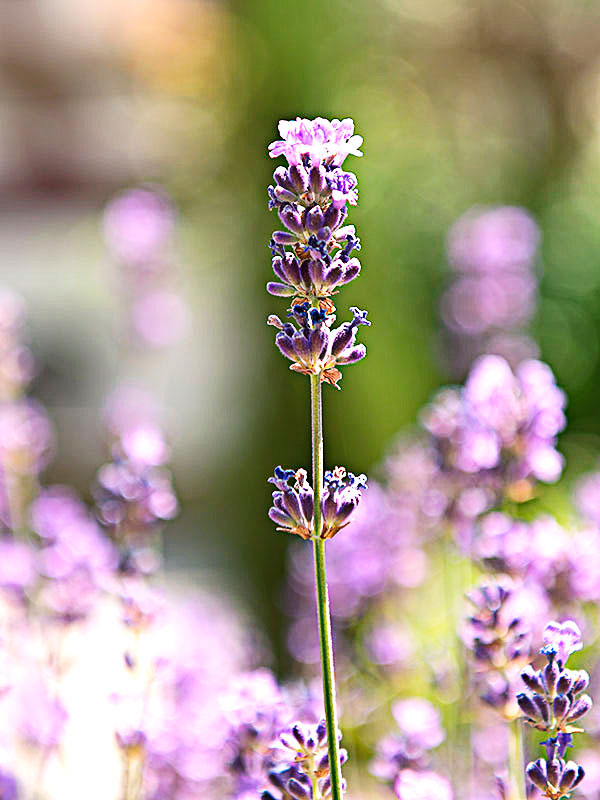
508 718 527 800
310 372 343 800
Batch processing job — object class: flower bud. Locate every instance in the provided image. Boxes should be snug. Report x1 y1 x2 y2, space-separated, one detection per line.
525 760 547 792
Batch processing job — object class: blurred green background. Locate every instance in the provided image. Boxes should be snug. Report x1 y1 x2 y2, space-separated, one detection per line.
3 0 600 667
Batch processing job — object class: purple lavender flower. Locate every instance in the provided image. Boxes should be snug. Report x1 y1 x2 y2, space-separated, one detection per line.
574 471 600 527
268 304 369 389
266 719 348 800
0 770 18 800
268 118 363 168
268 465 367 540
220 669 298 798
441 206 541 374
267 118 363 305
0 399 54 478
0 290 35 400
394 769 454 800
518 620 591 735
0 539 37 595
463 580 531 715
422 355 566 505
541 621 583 668
285 483 427 664
371 698 445 782
103 187 174 268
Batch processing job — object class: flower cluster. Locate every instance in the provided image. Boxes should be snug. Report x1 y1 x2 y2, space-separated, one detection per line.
423 354 566 503
519 621 591 799
268 465 367 540
267 116 369 377
263 720 348 800
441 206 540 375
268 302 369 388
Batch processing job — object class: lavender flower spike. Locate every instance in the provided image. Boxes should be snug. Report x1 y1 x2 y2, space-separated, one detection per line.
519 623 592 799
268 304 369 389
268 465 367 540
267 117 364 304
265 117 368 800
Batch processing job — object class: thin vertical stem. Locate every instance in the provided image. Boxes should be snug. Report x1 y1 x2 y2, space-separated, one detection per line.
310 372 343 800
508 718 527 800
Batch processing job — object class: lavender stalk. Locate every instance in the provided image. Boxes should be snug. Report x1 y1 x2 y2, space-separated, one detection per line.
266 117 370 799
310 371 342 800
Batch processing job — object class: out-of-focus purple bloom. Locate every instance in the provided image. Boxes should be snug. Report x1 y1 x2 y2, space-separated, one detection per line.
0 400 54 477
394 769 453 800
0 539 37 594
423 355 566 501
17 680 68 749
119 425 170 467
36 497 118 623
365 624 414 668
268 117 363 168
268 303 369 389
103 386 160 438
103 188 174 267
131 289 190 348
0 770 19 800
448 207 540 275
120 578 164 630
372 698 445 783
577 750 600 799
574 471 600 526
96 459 178 527
220 669 298 798
441 206 541 374
463 580 531 715
392 699 445 752
285 484 427 664
0 290 35 400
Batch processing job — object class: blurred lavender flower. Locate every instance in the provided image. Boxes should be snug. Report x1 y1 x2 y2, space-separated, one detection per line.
103 188 174 269
285 484 426 664
463 580 531 716
394 768 454 800
371 698 445 781
574 471 600 527
423 355 566 508
0 770 19 800
103 187 189 349
220 669 298 799
0 290 35 401
441 206 541 375
94 393 178 562
268 303 369 389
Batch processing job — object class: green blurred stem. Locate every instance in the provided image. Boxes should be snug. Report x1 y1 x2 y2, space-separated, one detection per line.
310 372 343 800
508 718 526 800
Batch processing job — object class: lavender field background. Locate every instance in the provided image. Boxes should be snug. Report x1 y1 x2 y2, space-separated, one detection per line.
3 0 600 798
